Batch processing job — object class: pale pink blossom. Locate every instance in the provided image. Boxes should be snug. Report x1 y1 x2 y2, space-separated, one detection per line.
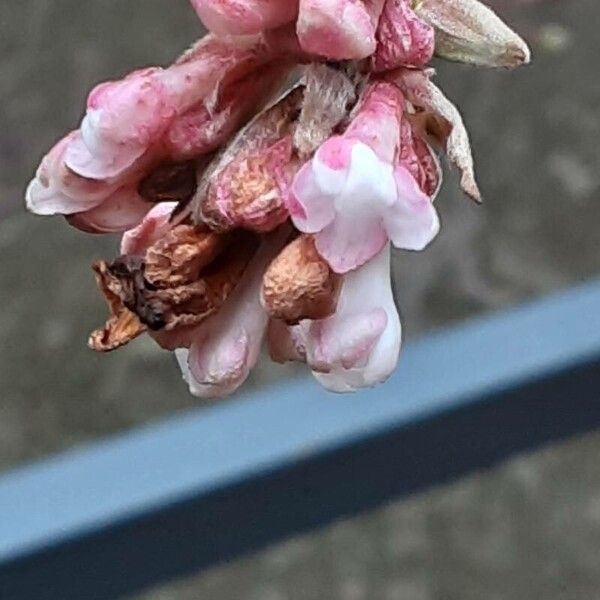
288 82 439 273
64 31 299 181
25 130 160 232
176 227 289 398
25 131 158 232
66 186 152 234
25 131 121 216
27 60 289 232
269 244 401 392
190 0 298 35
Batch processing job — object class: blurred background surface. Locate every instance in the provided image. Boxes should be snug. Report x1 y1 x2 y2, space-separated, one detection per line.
1 0 599 598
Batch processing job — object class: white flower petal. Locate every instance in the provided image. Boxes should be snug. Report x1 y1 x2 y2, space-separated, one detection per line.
310 245 402 392
384 165 440 251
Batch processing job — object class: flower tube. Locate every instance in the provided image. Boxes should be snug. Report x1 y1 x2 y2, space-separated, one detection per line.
269 244 401 392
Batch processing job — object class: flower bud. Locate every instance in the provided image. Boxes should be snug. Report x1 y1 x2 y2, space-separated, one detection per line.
373 0 434 71
414 0 531 68
297 0 378 59
179 226 290 398
262 234 342 323
190 0 298 35
269 244 402 392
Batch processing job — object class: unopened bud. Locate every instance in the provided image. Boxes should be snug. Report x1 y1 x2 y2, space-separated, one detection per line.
414 0 531 68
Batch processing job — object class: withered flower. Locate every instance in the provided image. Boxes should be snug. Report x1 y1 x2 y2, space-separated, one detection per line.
262 234 342 323
88 261 146 352
108 228 256 332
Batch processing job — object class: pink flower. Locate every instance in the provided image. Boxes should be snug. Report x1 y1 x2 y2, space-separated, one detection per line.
176 227 289 398
64 31 300 181
25 131 123 216
190 0 298 35
26 58 290 233
288 81 439 274
25 131 157 232
269 244 401 392
26 0 531 399
65 186 153 234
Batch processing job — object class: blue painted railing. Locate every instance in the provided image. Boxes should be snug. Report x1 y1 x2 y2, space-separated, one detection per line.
1 279 600 599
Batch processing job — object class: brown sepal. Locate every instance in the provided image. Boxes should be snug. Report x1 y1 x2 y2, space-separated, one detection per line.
262 234 342 324
88 261 146 352
144 224 228 288
106 230 259 332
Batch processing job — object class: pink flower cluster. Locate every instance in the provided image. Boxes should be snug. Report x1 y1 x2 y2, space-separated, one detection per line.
27 0 530 397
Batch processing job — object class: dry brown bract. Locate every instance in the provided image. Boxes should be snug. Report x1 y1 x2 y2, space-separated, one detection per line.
194 86 305 230
144 224 228 288
89 227 259 351
89 261 146 352
262 234 342 323
392 68 482 202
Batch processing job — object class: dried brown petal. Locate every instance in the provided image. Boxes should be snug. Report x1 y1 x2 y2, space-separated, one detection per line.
103 255 165 330
201 136 297 233
144 224 228 288
89 261 146 352
192 85 305 229
102 230 259 332
262 234 342 324
148 231 259 330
